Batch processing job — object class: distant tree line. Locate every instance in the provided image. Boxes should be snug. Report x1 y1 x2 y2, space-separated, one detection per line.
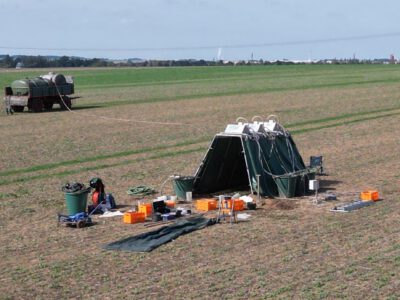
0 54 396 68
0 55 112 68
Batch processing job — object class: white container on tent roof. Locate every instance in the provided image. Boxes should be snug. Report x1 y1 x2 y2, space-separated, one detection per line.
247 123 266 133
263 120 277 132
224 123 251 134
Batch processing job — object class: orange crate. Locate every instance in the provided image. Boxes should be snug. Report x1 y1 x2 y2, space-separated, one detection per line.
138 203 153 217
223 199 245 211
123 212 146 224
360 190 379 201
165 200 176 208
196 199 217 211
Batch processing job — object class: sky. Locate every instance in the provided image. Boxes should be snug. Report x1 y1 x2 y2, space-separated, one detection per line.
0 0 399 61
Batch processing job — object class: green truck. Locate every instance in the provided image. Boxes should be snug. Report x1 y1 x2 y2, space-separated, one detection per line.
4 72 75 113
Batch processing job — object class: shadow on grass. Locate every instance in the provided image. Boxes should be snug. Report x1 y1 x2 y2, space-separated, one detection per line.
58 221 97 229
21 105 102 114
51 105 102 112
319 179 342 192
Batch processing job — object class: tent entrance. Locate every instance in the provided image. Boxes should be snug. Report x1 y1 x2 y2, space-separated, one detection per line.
192 131 309 198
193 135 251 194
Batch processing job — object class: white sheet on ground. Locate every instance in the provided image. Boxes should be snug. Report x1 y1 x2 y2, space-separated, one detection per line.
99 211 124 218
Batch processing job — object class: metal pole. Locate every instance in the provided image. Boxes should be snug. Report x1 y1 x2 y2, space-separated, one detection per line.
256 174 261 201
240 137 254 194
217 195 224 222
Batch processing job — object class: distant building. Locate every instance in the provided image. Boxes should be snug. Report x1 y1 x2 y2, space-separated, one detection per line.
15 62 24 69
389 54 395 64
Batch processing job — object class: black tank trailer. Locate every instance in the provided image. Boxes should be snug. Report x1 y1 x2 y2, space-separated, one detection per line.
4 72 75 113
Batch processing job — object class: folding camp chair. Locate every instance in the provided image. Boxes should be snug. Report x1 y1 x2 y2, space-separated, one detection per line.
310 156 324 175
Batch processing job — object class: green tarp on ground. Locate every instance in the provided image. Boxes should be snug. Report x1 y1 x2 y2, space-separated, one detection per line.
193 130 309 197
103 217 216 252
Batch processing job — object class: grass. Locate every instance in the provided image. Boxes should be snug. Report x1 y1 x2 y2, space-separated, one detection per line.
286 105 400 127
0 146 206 186
1 64 400 299
290 110 400 134
3 65 400 170
1 104 399 186
1 103 399 180
3 65 400 110
72 75 400 109
0 136 209 178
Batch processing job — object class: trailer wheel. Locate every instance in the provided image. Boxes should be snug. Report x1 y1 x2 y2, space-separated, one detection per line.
29 99 44 113
11 106 24 112
76 220 86 228
44 101 54 111
60 96 72 110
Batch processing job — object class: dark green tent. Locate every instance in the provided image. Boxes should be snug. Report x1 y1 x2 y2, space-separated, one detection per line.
193 126 313 198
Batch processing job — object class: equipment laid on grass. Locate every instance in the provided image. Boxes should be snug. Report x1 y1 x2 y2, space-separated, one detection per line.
237 213 252 220
152 213 163 222
176 207 192 215
223 199 245 211
196 199 218 211
360 190 379 201
165 200 176 208
59 179 117 228
127 185 157 197
330 189 380 212
58 212 92 228
89 177 106 205
138 203 153 217
152 200 170 214
128 198 191 226
123 212 146 224
4 72 76 113
57 201 103 228
324 193 337 201
193 116 313 198
99 211 124 218
246 202 257 210
330 200 374 212
88 178 116 213
161 213 177 221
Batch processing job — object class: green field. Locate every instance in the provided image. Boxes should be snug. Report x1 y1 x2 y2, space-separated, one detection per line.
3 65 400 109
1 65 400 299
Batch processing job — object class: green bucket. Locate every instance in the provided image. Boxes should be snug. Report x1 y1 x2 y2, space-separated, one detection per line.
294 168 317 196
294 171 307 196
172 176 194 200
64 187 91 215
274 174 297 198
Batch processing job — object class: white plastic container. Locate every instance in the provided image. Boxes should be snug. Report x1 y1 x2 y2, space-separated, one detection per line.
309 179 319 191
186 191 192 202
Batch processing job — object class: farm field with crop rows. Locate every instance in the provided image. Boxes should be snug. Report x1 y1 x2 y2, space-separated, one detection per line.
1 64 400 299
